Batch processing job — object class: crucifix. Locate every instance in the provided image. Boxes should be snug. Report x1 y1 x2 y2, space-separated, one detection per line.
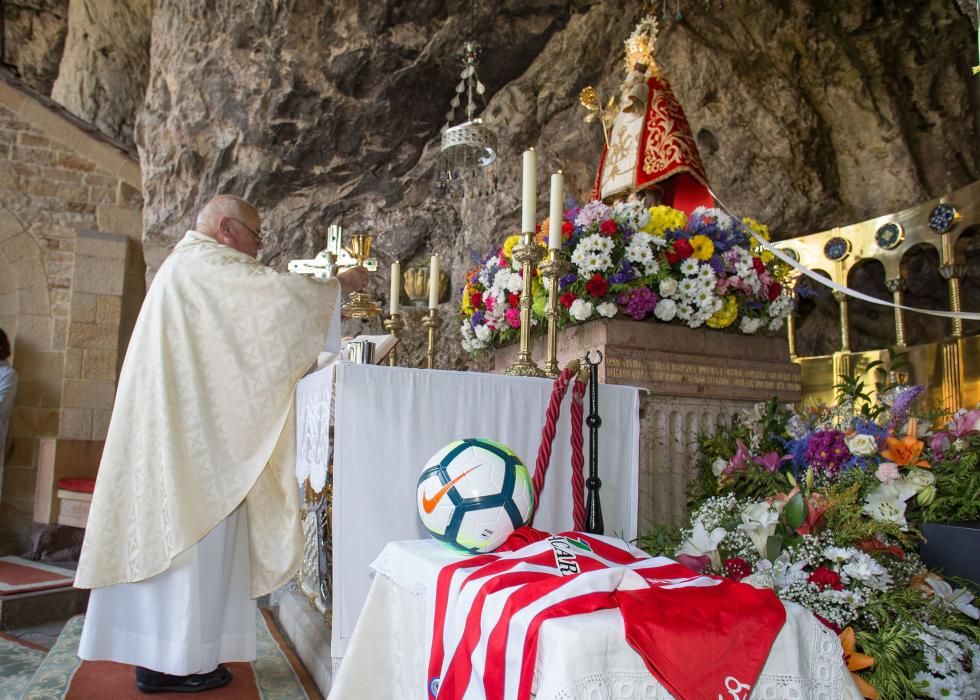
288 224 379 278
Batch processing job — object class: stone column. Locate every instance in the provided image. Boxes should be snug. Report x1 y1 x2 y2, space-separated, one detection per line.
884 278 908 347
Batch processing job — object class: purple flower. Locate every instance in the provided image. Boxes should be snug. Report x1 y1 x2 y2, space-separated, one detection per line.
616 287 658 320
559 272 577 290
804 430 852 477
564 206 581 224
609 259 636 285
887 384 924 428
708 255 726 276
724 439 753 475
470 310 485 327
574 201 612 229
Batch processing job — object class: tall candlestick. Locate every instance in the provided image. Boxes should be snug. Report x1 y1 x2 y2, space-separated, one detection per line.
521 148 537 234
549 171 563 250
428 254 440 309
389 261 401 315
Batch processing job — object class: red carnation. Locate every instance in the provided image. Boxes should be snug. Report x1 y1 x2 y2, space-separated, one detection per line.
808 566 843 591
599 219 618 236
673 238 694 259
665 251 680 265
752 257 766 274
766 282 782 301
560 291 577 309
723 557 752 582
584 273 609 298
471 291 484 309
562 221 574 236
507 292 521 308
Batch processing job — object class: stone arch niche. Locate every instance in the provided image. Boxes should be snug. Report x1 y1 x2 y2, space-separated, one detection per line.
845 258 891 353
0 203 57 551
793 269 835 357
954 225 980 337
899 242 947 346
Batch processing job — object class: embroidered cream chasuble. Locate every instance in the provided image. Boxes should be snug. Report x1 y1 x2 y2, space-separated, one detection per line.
76 230 339 597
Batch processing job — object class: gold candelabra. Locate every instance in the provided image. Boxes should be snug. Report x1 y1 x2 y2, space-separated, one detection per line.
422 308 440 369
383 313 405 367
341 234 382 318
539 249 569 377
505 232 547 377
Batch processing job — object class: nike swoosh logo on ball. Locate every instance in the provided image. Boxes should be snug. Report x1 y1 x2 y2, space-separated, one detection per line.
422 466 478 514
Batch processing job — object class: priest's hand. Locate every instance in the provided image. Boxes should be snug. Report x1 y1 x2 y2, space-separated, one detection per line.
337 266 369 297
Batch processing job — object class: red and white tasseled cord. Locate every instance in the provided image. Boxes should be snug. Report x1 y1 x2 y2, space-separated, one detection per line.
530 361 578 524
569 368 589 531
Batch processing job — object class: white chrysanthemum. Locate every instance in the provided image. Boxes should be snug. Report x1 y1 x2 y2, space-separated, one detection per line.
596 301 618 318
823 546 855 564
740 316 763 334
474 324 491 343
677 278 697 298
680 258 700 276
569 298 594 321
697 264 717 284
654 298 677 321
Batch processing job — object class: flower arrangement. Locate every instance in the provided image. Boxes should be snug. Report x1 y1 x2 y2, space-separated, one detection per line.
459 199 794 353
646 371 980 699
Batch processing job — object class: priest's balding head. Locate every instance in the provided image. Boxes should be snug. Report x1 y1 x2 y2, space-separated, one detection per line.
195 194 263 258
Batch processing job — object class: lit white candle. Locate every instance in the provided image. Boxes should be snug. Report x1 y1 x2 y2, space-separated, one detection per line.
549 171 563 250
428 254 440 309
521 148 537 234
389 261 401 315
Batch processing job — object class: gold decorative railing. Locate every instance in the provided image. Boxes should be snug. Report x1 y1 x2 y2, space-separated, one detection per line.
778 180 979 411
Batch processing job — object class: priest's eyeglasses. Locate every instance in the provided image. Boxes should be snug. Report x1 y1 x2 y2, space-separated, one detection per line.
230 218 263 245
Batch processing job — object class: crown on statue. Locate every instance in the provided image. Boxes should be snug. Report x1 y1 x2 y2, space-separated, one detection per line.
624 13 660 73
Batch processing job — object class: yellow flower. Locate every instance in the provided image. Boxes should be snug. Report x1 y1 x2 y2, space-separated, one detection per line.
707 295 738 329
642 205 687 237
502 234 521 262
689 235 715 261
537 219 550 247
744 217 775 263
460 284 474 315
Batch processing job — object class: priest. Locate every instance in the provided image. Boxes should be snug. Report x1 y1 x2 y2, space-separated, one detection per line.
74 194 367 693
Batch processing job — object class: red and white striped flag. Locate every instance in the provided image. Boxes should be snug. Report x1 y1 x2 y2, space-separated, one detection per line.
427 530 785 700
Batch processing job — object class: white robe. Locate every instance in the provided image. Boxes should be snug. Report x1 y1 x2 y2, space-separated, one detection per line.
78 505 255 675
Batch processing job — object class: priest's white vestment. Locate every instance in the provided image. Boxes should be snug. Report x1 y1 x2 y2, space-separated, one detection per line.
75 230 339 673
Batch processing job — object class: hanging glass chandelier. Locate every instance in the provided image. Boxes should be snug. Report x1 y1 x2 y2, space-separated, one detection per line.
436 40 497 196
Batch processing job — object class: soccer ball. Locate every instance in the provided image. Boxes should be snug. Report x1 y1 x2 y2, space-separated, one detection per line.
416 438 534 554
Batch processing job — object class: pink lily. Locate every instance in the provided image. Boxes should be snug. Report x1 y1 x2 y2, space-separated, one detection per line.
724 440 753 475
752 451 792 473
949 409 980 439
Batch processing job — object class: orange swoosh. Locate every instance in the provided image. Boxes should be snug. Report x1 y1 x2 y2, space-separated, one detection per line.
422 466 478 514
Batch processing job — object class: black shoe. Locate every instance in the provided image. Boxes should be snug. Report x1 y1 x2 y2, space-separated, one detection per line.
135 665 233 694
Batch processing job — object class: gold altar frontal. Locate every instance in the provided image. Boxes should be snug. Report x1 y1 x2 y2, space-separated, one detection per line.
495 319 800 527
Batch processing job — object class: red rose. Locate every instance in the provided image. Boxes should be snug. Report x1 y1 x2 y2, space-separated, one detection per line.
471 291 484 309
673 238 694 259
723 557 752 582
766 282 782 301
752 257 766 274
561 221 574 236
665 251 680 265
808 566 843 591
599 219 618 236
584 273 609 298
507 292 521 308
560 291 577 309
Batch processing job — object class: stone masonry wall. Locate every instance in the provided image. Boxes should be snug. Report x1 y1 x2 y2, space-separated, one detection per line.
0 101 142 553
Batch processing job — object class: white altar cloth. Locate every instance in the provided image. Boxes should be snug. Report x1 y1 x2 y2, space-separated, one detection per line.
328 364 641 661
328 539 861 700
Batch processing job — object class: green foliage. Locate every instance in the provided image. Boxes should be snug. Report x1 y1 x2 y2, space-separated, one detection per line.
822 480 912 548
833 347 912 421
635 524 683 558
856 623 925 699
922 435 980 524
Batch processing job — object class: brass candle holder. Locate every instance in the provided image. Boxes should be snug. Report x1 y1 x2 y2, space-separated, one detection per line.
539 248 569 378
505 231 547 377
341 234 382 318
382 313 405 367
422 308 440 369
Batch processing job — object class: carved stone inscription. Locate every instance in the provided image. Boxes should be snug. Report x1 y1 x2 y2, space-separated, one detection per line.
605 351 801 401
